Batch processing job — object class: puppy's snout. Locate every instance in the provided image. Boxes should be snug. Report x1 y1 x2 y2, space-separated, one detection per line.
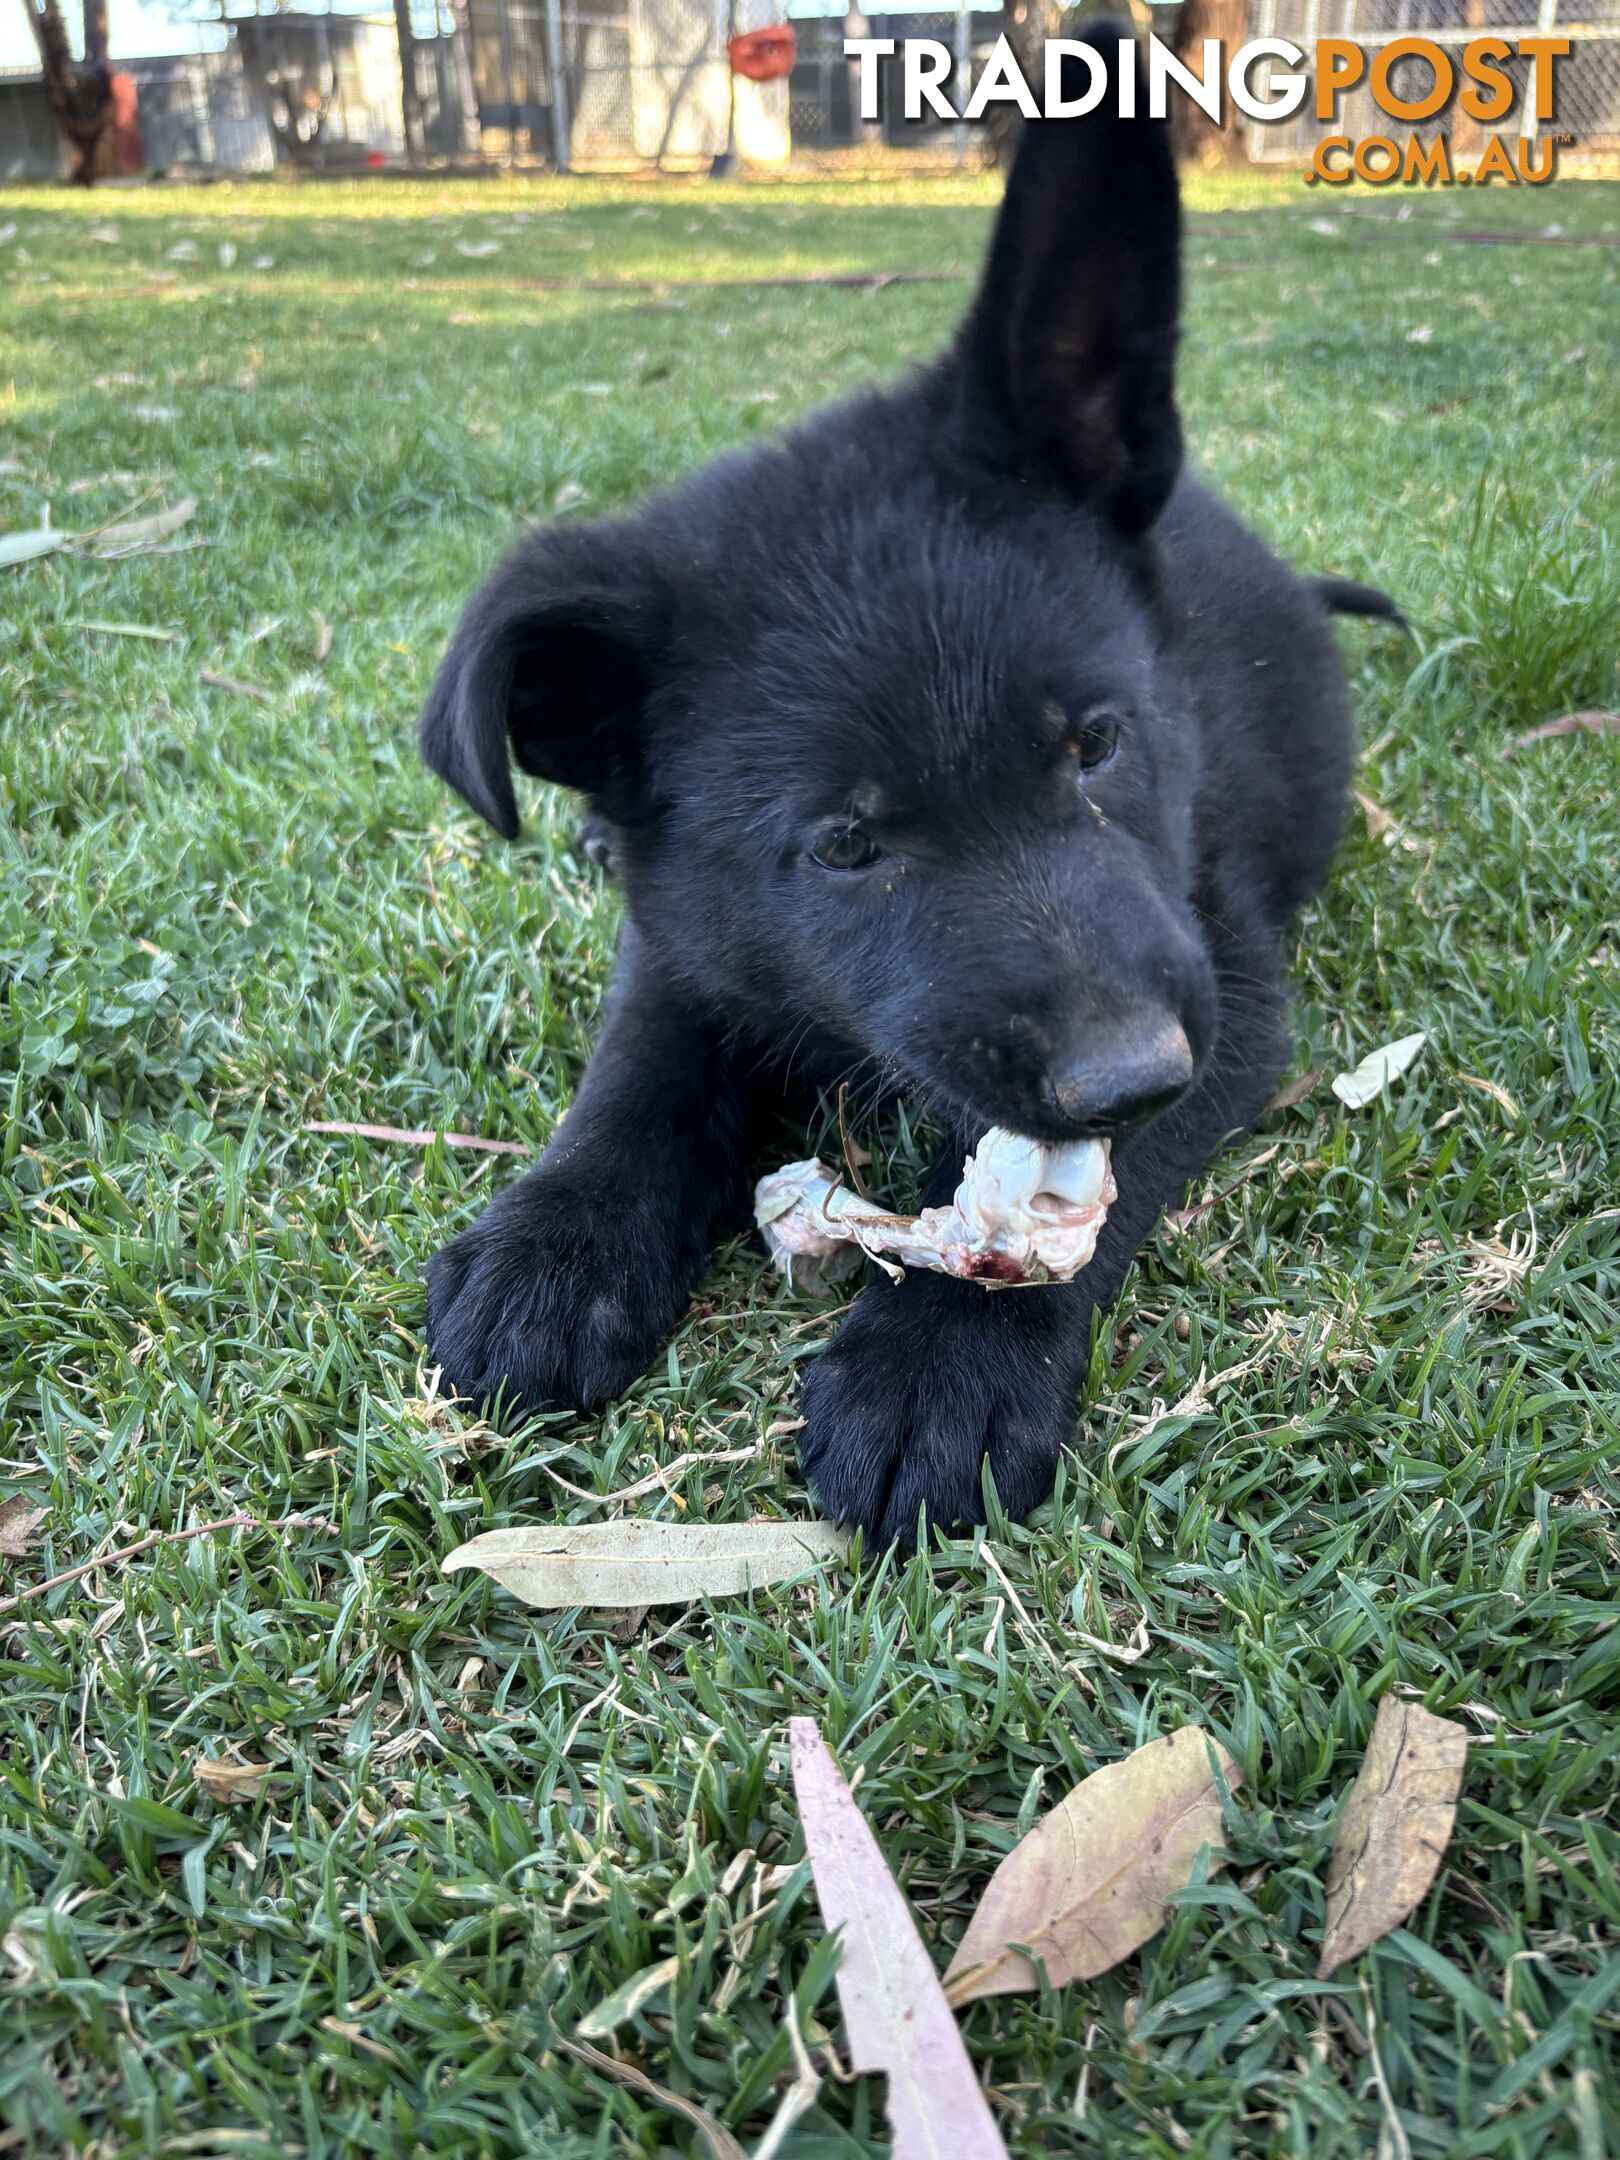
1044 1012 1194 1137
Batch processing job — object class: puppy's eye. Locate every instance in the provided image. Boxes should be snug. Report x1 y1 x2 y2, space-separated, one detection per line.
810 823 884 872
1076 710 1122 771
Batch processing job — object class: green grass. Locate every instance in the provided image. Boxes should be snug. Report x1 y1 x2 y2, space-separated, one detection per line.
1 169 1617 2159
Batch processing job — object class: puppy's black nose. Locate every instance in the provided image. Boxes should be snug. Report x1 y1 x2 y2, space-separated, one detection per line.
1045 1014 1194 1135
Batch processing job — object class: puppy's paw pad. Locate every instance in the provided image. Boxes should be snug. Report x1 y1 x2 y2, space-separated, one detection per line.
797 1285 1074 1546
425 1184 688 1419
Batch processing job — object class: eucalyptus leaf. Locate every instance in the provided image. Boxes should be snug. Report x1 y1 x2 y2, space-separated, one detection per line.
442 1518 848 1609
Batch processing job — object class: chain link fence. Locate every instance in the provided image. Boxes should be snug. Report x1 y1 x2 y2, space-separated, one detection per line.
1245 0 1620 160
4 0 1617 174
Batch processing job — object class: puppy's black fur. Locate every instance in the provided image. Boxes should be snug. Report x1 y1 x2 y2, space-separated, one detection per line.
418 25 1369 1545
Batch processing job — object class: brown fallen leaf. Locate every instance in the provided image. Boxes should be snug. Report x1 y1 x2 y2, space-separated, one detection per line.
93 496 198 555
1265 1067 1322 1114
443 1519 848 1609
0 1496 48 1561
1456 1073 1521 1119
0 526 67 569
302 1120 528 1157
199 669 274 705
1316 1694 1468 1977
194 1755 273 1803
1504 709 1619 756
552 2033 746 2160
944 1727 1241 2005
319 2015 399 2064
1352 789 1400 844
790 1717 1008 2159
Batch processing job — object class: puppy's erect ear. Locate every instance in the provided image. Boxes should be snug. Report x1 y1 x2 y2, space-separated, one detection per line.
957 19 1182 537
418 521 667 839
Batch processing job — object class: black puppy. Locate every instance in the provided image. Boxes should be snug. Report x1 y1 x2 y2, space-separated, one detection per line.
418 23 1383 1545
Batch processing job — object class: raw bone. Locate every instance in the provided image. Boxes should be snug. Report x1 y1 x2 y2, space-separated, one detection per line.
755 1129 1115 1294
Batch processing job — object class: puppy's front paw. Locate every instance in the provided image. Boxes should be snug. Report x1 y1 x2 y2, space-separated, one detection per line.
797 1275 1080 1546
426 1175 693 1419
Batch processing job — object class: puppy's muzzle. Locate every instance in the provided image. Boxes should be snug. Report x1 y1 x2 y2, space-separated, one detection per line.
1042 1011 1194 1138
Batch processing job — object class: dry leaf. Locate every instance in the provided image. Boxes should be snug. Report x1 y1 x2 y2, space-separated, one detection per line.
577 1954 680 2037
1266 1067 1322 1114
443 1519 848 1609
0 526 66 569
1456 1073 1520 1119
944 1727 1241 2005
194 1755 272 1803
1331 1032 1426 1110
0 1496 47 1560
552 2033 746 2160
1352 789 1400 844
199 669 273 705
66 619 180 642
1504 709 1619 756
790 1718 1008 2160
311 609 333 663
1316 1695 1468 1977
94 497 198 554
302 1119 527 1156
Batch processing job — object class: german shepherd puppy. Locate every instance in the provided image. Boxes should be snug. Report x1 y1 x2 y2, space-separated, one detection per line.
417 22 1389 1545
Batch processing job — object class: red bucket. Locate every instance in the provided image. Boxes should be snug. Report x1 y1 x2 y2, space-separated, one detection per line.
727 25 797 81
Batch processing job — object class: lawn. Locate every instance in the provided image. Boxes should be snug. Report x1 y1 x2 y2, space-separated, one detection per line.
1 167 1617 2158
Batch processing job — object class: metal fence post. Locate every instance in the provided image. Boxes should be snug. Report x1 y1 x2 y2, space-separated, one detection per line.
1523 0 1560 141
545 0 570 167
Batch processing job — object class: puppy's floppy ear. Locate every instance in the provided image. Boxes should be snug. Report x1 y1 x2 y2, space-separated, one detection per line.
418 520 667 839
957 18 1182 536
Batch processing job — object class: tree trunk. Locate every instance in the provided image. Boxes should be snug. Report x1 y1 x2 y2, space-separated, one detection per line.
24 0 116 183
392 0 425 159
1172 0 1252 166
988 0 1063 167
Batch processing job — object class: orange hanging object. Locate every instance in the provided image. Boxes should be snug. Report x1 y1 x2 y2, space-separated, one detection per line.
728 25 797 81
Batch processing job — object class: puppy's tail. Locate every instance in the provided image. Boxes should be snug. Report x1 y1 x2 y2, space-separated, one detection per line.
1312 574 1406 628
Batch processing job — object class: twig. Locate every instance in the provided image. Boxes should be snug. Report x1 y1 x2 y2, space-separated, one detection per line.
0 1510 334 1615
835 1081 871 1201
551 2034 747 2160
1503 709 1618 756
1164 1144 1283 1231
302 1120 528 1157
980 1542 1063 1676
1450 229 1620 249
540 1441 763 1508
433 267 967 295
751 2003 822 2160
200 669 274 705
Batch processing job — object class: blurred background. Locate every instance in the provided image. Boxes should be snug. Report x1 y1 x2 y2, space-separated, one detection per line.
5 0 1620 183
